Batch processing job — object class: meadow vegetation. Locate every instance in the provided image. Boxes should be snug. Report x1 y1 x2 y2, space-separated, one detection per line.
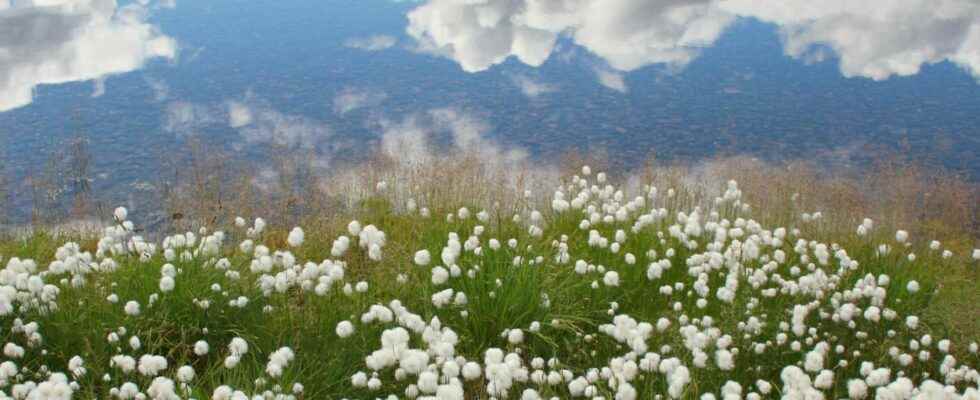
0 148 978 399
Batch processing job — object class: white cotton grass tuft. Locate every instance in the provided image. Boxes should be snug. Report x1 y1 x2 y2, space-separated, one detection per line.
159 276 175 292
194 340 209 356
331 235 351 257
336 320 355 338
348 220 362 236
114 207 128 222
287 227 305 247
507 329 524 344
265 347 295 377
124 301 140 316
137 354 168 376
177 365 195 383
603 271 620 287
358 224 386 261
414 249 431 266
229 337 248 356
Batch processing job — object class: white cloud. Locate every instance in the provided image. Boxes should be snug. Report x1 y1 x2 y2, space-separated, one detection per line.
227 101 253 128
509 74 556 98
162 98 538 194
719 0 980 80
405 0 732 73
163 101 220 135
145 76 169 102
251 167 281 194
0 0 178 112
406 0 980 82
165 97 334 150
343 35 397 51
238 106 332 150
594 67 627 93
379 114 434 165
164 96 340 183
379 107 527 166
333 87 388 115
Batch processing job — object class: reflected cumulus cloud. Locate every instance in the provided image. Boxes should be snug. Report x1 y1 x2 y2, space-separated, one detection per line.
333 87 388 115
406 0 732 73
0 0 177 112
164 96 335 151
378 107 528 166
593 66 627 93
508 73 557 98
343 35 397 51
405 0 980 82
720 0 980 80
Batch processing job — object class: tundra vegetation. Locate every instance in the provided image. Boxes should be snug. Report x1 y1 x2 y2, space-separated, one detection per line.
0 151 978 400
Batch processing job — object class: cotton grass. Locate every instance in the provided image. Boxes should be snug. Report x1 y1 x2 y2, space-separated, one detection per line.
0 164 977 400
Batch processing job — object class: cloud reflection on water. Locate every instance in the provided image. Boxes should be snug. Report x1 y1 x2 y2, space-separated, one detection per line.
405 0 980 82
0 0 177 111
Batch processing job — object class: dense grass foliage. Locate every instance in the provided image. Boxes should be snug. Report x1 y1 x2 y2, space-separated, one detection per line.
1 167 978 400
